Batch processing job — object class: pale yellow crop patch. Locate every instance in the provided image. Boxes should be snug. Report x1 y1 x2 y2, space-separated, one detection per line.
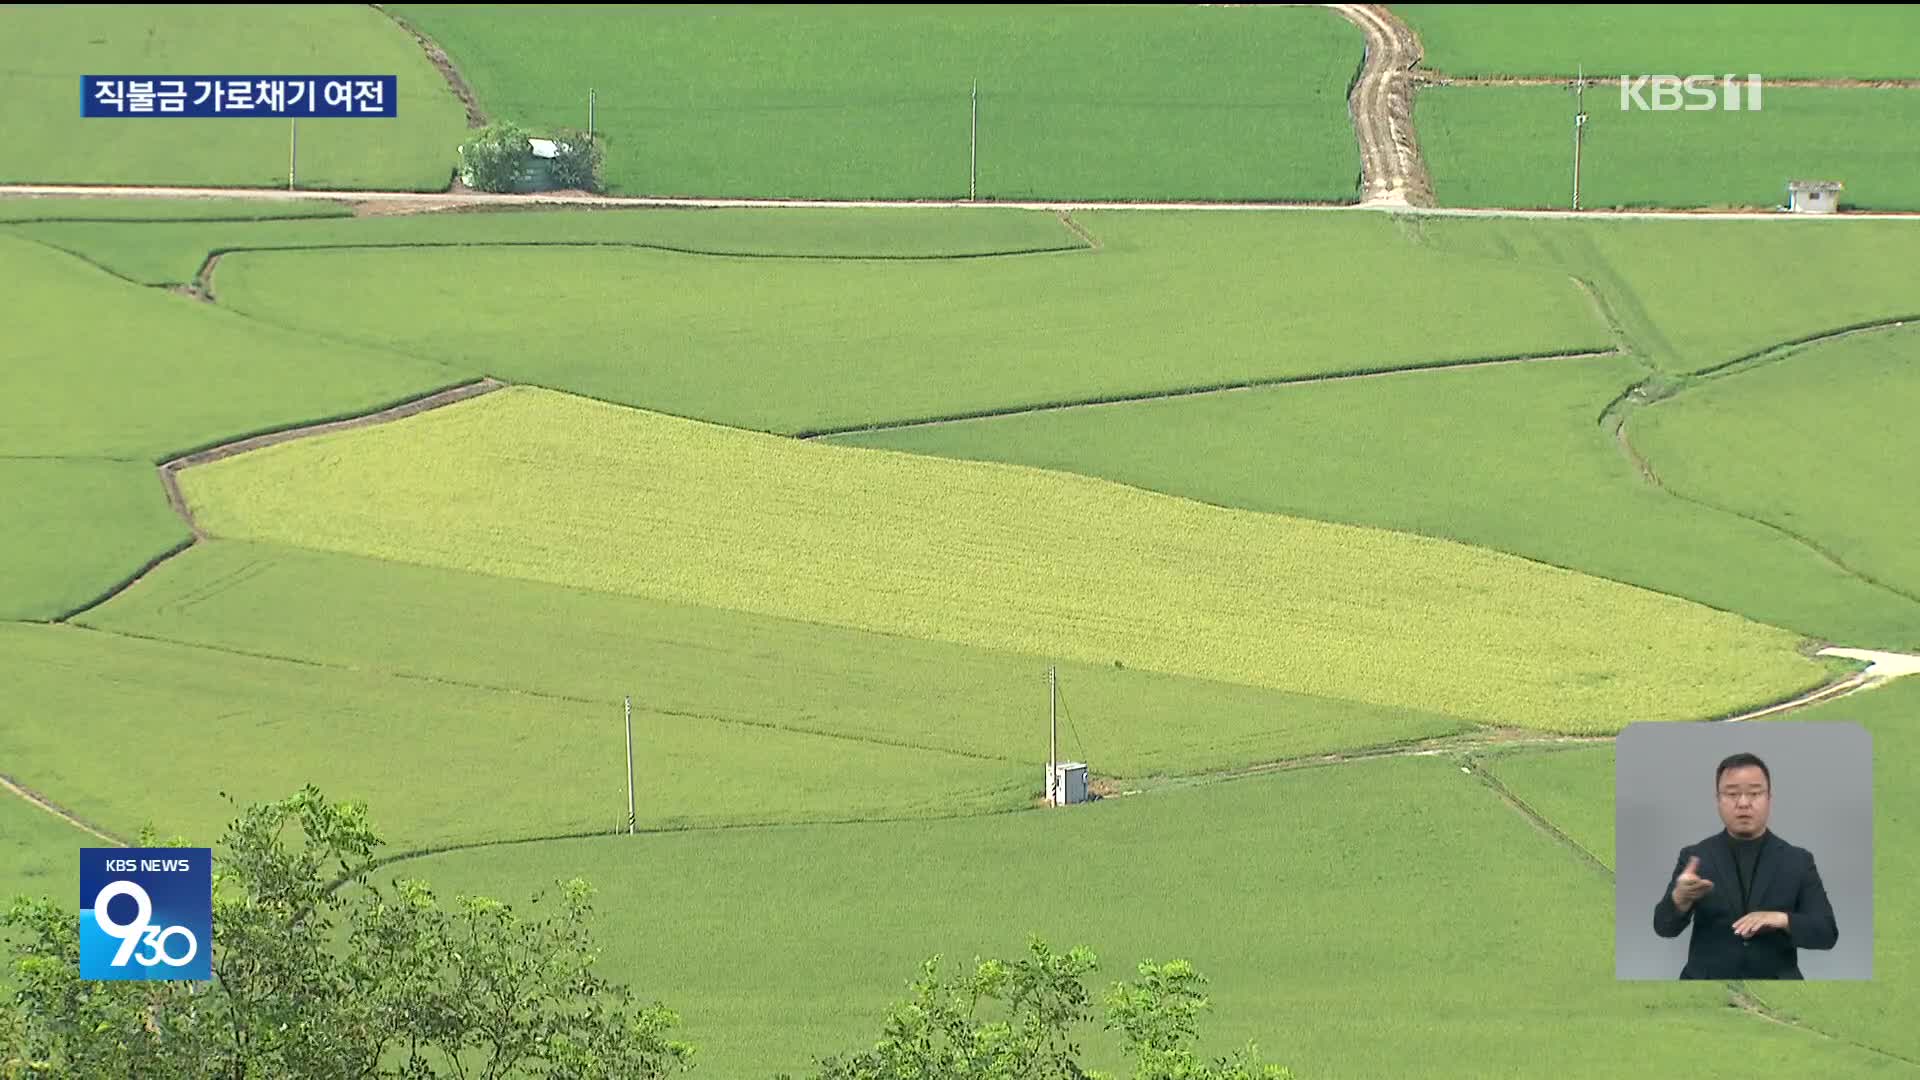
179 387 1822 731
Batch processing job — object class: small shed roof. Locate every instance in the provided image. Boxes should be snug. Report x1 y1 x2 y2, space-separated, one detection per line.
1787 179 1844 192
528 138 560 160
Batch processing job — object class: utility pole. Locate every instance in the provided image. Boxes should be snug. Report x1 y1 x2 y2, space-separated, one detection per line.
289 118 297 191
969 79 978 201
1572 65 1586 211
588 87 596 140
624 695 635 835
1047 666 1057 806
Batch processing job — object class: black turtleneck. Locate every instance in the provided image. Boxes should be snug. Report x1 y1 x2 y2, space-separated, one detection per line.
1729 831 1766 910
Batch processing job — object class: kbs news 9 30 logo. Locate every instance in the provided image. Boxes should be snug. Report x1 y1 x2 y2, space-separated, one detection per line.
79 848 213 981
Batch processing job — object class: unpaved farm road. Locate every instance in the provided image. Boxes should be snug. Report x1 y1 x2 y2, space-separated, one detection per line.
12 182 1920 222
1327 4 1435 208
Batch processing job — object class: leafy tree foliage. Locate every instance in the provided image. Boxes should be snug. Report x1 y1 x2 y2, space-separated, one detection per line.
1 787 692 1079
546 128 606 193
787 938 1294 1080
4 791 1294 1079
461 121 535 193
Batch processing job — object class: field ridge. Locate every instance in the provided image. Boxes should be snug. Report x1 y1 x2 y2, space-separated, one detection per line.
0 772 125 846
1606 315 1920 610
376 5 488 129
190 236 1094 300
804 346 1621 438
47 379 502 623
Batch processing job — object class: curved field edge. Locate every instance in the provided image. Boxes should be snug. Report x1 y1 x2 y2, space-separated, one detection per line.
176 386 1823 732
1410 216 1920 377
0 622 1035 852
1481 677 1920 1063
0 789 104 913
1 234 456 461
202 211 1612 434
382 755 1895 1078
77 539 1475 779
10 206 1092 287
828 353 1920 651
0 459 190 622
1626 324 1920 617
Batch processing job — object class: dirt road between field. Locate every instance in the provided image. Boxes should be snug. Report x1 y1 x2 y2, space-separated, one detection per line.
1327 4 1435 208
15 182 1920 221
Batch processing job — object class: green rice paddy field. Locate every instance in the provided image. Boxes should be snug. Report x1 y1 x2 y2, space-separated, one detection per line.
1399 4 1920 79
202 213 1609 433
1631 325 1920 602
3 94 1920 1076
1419 85 1920 210
385 4 1363 201
398 749 1912 1078
0 7 466 190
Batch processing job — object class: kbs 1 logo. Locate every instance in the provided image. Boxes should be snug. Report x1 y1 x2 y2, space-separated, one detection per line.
80 848 213 981
1620 74 1764 112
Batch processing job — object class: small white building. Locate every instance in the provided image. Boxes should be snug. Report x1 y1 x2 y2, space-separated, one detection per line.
1787 179 1843 214
1048 762 1089 806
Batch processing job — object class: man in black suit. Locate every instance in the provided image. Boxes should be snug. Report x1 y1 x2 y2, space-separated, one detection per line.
1653 752 1839 979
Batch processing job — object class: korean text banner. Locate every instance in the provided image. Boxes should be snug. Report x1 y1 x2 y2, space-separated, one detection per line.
83 76 396 117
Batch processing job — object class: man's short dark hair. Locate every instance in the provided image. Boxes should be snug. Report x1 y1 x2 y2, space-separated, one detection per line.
1716 752 1771 789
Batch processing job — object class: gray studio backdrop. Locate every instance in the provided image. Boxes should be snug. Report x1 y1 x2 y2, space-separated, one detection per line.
1615 722 1873 980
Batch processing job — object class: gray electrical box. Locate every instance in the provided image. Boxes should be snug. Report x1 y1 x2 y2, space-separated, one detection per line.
1049 762 1089 806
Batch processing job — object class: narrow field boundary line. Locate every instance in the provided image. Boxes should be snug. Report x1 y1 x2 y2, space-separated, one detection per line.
1465 756 1919 1066
800 347 1621 439
374 4 487 129
1601 346 1920 611
1054 209 1101 250
336 801 1036 892
1120 730 1608 796
1689 314 1920 382
1618 449 1920 612
49 379 504 624
1728 988 1920 1069
0 772 127 846
44 537 198 626
58 621 1028 768
192 238 1091 295
158 377 506 523
1597 313 1920 430
356 654 1898 889
1463 757 1612 875
1592 314 1920 612
1132 658 1886 799
10 229 166 291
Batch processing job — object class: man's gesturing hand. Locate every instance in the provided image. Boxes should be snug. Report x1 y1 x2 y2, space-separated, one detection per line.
1671 855 1713 912
1732 911 1789 938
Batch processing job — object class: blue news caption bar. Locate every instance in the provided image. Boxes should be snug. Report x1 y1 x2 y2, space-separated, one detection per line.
82 76 397 118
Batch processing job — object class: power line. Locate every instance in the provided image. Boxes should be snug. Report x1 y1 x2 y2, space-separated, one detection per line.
1055 676 1091 765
